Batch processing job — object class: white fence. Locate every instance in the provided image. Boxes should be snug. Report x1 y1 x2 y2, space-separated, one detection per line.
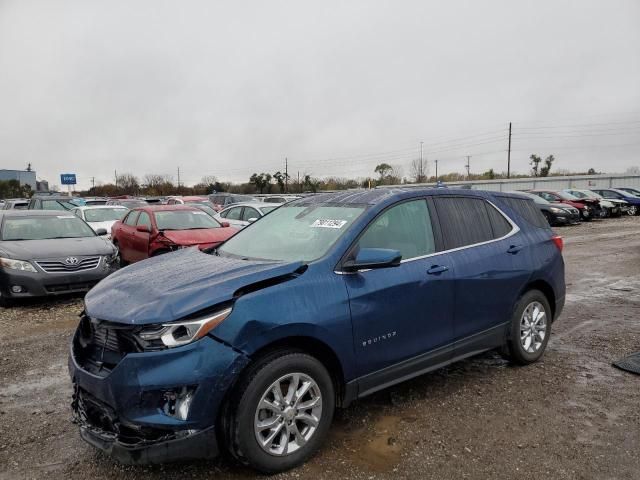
386 174 640 192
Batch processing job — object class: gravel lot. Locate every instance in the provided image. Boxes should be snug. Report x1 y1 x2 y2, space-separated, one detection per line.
1 217 639 480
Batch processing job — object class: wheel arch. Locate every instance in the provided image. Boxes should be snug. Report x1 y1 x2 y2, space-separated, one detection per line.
245 335 348 407
519 279 556 321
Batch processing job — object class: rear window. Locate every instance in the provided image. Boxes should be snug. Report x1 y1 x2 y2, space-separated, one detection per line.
433 197 513 250
498 197 549 229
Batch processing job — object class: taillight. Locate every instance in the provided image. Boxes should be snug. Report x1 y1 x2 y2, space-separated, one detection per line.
551 235 563 252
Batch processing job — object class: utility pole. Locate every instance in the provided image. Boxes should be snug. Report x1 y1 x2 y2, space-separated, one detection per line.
420 141 424 182
465 155 471 179
177 167 181 189
114 170 117 188
91 176 95 192
507 122 512 179
435 159 438 181
297 171 300 193
285 157 288 193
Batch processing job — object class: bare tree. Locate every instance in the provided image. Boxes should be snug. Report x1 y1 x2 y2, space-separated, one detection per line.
410 158 428 183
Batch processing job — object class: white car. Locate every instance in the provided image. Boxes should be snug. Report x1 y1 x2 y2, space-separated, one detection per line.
214 202 280 229
564 189 628 217
71 205 128 239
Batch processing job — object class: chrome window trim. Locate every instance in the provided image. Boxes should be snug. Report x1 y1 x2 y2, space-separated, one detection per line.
335 198 520 274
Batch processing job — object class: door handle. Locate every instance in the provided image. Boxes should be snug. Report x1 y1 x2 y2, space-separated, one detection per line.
507 244 523 254
427 265 448 275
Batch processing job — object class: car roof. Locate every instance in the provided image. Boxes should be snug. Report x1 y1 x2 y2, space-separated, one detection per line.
221 202 280 209
0 210 77 218
73 205 128 210
132 205 201 212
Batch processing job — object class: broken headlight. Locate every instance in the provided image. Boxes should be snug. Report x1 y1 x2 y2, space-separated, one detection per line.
137 307 232 348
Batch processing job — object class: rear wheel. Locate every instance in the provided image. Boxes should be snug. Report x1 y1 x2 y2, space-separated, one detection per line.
502 290 552 365
223 351 335 474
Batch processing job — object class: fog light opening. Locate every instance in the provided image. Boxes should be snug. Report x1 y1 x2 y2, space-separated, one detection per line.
163 386 196 421
11 285 25 293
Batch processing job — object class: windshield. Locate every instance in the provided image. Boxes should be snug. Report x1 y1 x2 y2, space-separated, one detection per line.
155 210 221 230
259 206 278 214
218 204 366 262
557 191 581 201
119 200 148 208
1 215 97 240
84 208 128 222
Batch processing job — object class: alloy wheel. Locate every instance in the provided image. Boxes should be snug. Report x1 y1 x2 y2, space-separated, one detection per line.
628 206 637 216
254 373 322 456
520 301 547 353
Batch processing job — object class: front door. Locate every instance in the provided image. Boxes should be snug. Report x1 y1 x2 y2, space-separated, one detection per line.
342 199 455 385
131 211 152 261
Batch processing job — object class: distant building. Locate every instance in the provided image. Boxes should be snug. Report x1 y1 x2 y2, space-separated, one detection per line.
0 169 47 191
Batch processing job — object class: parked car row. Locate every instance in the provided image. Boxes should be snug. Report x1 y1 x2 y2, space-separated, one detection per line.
513 187 640 227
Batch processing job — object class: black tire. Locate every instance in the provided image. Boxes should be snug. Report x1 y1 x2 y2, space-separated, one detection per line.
0 293 12 308
502 289 552 365
223 351 335 474
542 211 553 226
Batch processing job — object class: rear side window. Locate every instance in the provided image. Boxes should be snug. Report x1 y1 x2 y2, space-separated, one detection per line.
137 212 152 228
485 202 513 237
433 197 509 249
358 199 435 260
498 197 549 229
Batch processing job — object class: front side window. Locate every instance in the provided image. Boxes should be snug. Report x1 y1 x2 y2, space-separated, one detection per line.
357 200 435 260
124 211 139 226
218 204 366 262
225 207 243 220
1 216 96 240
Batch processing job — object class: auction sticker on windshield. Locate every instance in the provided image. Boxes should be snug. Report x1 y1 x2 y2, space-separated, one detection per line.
311 219 348 229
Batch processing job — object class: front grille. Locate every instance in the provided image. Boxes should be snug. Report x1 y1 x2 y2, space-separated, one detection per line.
45 281 99 294
36 256 101 273
72 385 178 446
74 316 142 377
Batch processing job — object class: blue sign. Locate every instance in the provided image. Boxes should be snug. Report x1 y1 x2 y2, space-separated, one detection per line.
60 173 77 185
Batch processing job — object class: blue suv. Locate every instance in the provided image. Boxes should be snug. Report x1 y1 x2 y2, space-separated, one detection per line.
69 188 565 473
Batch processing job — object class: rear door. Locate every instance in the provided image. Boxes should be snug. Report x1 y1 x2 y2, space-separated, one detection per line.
343 199 455 388
432 196 531 347
223 206 247 228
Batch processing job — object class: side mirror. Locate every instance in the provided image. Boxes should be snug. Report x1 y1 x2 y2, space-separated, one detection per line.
247 217 258 223
95 228 108 236
342 248 402 272
221 221 230 228
136 225 150 233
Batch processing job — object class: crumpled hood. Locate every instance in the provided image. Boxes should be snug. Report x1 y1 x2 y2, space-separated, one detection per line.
84 248 303 324
0 236 115 260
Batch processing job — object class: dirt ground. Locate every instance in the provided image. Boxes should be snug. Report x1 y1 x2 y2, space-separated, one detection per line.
1 217 639 480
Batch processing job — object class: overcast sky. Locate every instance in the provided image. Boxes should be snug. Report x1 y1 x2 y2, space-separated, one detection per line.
1 0 639 189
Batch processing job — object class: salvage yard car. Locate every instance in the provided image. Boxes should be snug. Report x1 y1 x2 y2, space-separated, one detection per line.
69 188 565 473
215 201 280 229
110 205 237 265
528 189 599 220
507 191 580 226
0 210 117 306
563 189 626 217
71 205 128 239
590 188 640 216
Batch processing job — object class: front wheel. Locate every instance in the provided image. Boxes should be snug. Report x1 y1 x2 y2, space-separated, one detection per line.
628 205 638 216
502 290 552 365
224 352 335 474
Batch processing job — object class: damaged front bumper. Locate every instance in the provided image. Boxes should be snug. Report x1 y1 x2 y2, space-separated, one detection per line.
69 332 249 464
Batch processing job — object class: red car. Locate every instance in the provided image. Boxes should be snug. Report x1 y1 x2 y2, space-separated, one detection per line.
528 190 601 221
111 205 237 265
